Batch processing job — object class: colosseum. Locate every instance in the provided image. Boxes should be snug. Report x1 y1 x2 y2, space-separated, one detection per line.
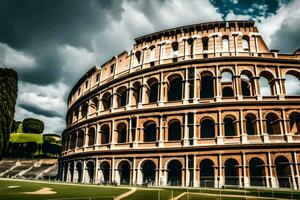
59 20 300 189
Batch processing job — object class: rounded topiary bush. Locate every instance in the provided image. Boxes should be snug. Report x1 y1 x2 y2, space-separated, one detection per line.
22 118 44 134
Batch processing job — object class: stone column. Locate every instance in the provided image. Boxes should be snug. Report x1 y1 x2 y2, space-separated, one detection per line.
259 109 269 143
193 155 198 187
132 157 137 185
215 65 222 101
234 64 242 100
240 109 248 144
111 157 115 183
159 156 163 186
137 77 145 108
95 123 100 148
242 153 249 187
218 154 224 188
82 160 86 183
217 110 224 144
290 162 297 189
282 109 293 142
183 113 189 146
158 71 164 106
132 116 139 148
267 152 277 188
95 159 99 183
110 120 115 149
126 82 133 110
183 67 189 104
84 126 88 148
193 112 197 145
185 155 189 187
158 115 164 147
276 66 284 99
193 66 198 103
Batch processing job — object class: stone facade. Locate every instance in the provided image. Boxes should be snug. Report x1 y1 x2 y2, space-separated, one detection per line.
59 21 300 189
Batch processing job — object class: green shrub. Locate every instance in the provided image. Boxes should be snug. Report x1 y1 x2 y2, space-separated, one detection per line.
22 118 44 134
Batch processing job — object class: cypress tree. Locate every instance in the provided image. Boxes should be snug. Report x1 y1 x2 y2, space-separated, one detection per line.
0 68 18 159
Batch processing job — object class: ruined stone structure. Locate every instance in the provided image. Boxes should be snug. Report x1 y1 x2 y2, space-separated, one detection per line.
59 21 300 189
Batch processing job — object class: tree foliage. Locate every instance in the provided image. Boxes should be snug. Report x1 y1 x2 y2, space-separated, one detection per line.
23 118 44 134
0 69 18 159
11 120 21 133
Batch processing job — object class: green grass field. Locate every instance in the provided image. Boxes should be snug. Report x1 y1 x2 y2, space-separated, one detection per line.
0 178 300 200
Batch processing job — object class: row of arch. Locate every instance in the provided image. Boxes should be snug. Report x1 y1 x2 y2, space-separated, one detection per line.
133 35 253 66
64 111 300 150
70 69 300 124
62 155 294 188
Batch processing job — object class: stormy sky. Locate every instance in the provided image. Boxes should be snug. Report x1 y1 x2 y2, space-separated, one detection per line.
0 0 299 134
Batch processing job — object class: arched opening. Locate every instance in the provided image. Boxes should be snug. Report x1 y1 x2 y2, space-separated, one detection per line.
81 103 88 118
260 71 275 96
135 51 141 65
77 130 84 147
245 113 257 135
222 36 229 52
241 72 253 97
63 163 68 182
147 78 158 103
222 87 234 97
202 37 209 51
101 124 110 144
289 112 300 134
249 157 266 187
69 162 74 182
187 38 194 57
143 121 157 142
200 159 215 187
100 161 110 184
200 73 214 99
168 120 181 141
87 127 95 146
75 162 83 183
132 82 141 105
149 46 156 63
118 161 131 185
168 75 183 101
90 97 99 114
102 92 112 110
117 123 127 143
224 117 236 136
266 113 281 135
167 160 182 186
86 161 95 183
285 71 300 95
141 160 156 185
242 36 250 51
224 158 239 186
172 42 179 59
74 108 79 121
221 71 234 97
116 86 127 107
70 132 76 149
200 118 215 139
275 156 292 188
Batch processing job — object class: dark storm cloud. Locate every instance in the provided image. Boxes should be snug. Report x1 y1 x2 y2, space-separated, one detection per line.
270 19 300 53
19 103 62 118
0 0 123 85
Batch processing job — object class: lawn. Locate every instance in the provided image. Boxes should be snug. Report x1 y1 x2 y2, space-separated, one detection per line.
0 178 300 200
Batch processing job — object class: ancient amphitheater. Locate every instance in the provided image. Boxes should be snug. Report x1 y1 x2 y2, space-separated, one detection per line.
59 20 300 189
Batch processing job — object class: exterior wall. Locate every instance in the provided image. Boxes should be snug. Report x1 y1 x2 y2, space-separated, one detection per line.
60 20 300 189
